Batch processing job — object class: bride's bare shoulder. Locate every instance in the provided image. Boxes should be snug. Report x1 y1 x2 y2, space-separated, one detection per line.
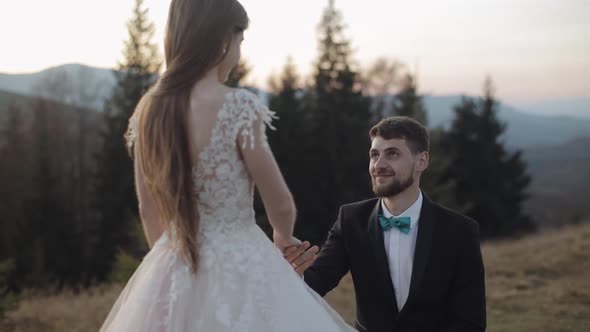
190 85 233 108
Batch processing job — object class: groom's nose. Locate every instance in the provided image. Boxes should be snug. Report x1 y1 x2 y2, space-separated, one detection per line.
374 155 388 169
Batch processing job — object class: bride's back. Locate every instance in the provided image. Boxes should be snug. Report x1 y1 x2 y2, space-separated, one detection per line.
184 84 257 220
186 84 234 167
125 0 294 273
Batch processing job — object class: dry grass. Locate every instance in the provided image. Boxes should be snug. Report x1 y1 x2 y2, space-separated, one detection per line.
2 223 590 331
325 222 590 331
0 285 122 332
482 223 590 332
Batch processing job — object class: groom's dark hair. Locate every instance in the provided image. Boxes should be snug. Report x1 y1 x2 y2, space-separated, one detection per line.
369 116 429 154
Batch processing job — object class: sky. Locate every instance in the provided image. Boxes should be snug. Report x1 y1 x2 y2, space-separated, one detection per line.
1 0 588 106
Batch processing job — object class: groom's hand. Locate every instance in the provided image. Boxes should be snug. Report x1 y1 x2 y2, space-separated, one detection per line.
283 241 319 277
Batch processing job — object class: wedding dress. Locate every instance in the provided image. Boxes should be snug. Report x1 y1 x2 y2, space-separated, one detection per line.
100 88 354 332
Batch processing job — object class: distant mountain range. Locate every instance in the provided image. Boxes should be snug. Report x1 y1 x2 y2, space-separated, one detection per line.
423 96 590 148
0 64 588 226
0 63 116 110
522 136 590 226
1 63 589 149
516 98 590 119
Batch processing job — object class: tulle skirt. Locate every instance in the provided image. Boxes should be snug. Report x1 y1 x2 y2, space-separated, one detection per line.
100 224 354 332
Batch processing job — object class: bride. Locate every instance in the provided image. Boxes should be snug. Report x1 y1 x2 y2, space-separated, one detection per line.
99 0 354 331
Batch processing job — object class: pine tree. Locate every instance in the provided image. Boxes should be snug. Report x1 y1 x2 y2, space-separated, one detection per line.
386 73 459 208
362 57 404 121
268 57 302 175
299 0 372 243
420 128 463 211
442 77 534 238
392 73 427 125
21 99 77 287
260 57 307 236
225 59 251 88
93 0 161 280
0 103 29 290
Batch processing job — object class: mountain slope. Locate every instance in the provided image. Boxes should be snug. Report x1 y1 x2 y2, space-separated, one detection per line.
522 136 590 225
0 64 116 110
1 64 589 148
516 97 590 119
424 95 590 148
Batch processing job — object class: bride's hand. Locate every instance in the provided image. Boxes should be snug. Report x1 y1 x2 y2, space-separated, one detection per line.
273 232 301 252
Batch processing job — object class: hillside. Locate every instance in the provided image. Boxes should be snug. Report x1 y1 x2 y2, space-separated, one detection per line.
0 90 32 124
0 64 115 110
2 223 589 331
325 223 590 331
0 90 102 136
1 87 588 227
517 97 590 119
424 95 590 148
1 88 588 227
1 64 589 148
0 90 31 108
523 136 590 225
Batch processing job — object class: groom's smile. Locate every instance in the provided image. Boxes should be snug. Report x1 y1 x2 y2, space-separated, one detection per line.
373 172 395 183
369 136 418 197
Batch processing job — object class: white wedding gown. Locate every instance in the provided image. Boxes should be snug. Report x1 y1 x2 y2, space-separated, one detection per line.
100 89 354 332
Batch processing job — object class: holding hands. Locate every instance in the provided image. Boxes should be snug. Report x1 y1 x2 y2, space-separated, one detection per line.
273 232 318 276
279 239 319 276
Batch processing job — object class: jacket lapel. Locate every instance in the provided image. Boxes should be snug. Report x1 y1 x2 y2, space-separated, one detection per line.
367 198 399 314
400 193 435 315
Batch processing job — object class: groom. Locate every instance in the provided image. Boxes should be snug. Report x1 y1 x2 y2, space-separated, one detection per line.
287 116 486 331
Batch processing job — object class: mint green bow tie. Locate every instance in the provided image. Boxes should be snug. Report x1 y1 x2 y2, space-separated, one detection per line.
379 216 411 234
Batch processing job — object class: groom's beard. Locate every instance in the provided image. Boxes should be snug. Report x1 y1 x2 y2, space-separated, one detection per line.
372 173 415 198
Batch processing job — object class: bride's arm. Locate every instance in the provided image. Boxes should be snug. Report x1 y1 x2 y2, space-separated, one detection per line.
134 144 165 248
238 117 296 244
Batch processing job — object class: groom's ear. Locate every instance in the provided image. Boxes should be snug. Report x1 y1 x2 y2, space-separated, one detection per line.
416 151 429 172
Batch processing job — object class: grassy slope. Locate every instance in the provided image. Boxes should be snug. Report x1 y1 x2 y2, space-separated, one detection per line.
2 223 590 331
325 222 590 331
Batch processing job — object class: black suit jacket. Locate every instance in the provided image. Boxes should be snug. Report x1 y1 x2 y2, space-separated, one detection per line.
304 194 486 332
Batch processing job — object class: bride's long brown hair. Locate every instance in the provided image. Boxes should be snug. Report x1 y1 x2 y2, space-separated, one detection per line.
126 0 248 272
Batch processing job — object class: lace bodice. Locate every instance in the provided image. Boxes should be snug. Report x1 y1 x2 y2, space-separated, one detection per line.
127 88 275 237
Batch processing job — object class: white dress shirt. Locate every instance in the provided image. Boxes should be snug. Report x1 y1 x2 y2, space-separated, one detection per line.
381 191 423 311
